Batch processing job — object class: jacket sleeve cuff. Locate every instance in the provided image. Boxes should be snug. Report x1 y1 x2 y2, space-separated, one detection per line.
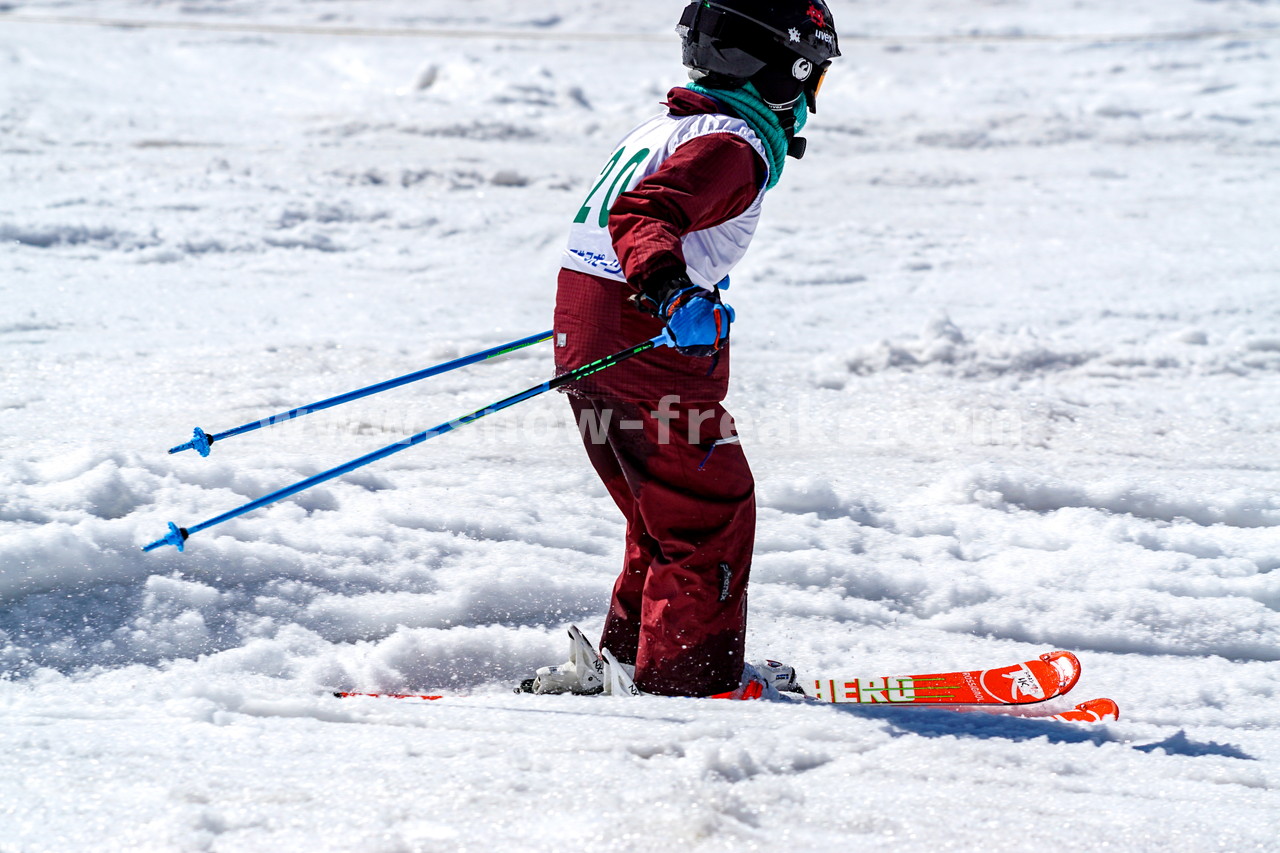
633 265 693 315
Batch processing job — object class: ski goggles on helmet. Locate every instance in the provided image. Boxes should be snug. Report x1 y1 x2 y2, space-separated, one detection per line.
805 59 831 112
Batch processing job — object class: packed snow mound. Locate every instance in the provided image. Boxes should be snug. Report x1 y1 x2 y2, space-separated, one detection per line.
841 316 1095 378
759 477 880 523
0 443 613 675
0 222 156 251
827 315 1280 382
943 467 1280 529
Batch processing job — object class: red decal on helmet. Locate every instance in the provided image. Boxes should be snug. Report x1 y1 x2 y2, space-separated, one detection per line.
807 4 827 28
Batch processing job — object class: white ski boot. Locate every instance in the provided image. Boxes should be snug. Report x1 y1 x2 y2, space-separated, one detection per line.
713 660 801 700
523 625 607 695
601 647 642 697
520 627 800 701
750 659 802 694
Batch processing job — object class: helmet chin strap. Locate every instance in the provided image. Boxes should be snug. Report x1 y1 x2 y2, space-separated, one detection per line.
770 102 807 160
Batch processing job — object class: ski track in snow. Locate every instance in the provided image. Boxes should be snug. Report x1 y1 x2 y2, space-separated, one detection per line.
2 0 1279 850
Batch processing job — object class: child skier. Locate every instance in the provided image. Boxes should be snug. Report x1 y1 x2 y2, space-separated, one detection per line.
531 0 841 698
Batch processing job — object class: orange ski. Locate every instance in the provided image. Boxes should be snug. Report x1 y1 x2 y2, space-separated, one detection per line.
806 651 1081 706
1046 698 1119 723
333 691 444 701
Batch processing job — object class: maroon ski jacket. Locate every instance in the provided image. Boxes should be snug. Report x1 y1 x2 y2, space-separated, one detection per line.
554 88 768 403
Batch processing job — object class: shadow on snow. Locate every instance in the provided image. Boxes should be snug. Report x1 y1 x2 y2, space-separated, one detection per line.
829 704 1257 760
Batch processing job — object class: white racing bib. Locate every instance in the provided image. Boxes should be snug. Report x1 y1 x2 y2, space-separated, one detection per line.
561 111 770 289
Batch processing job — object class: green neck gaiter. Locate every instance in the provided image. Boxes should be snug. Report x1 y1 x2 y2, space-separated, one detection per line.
685 80 807 190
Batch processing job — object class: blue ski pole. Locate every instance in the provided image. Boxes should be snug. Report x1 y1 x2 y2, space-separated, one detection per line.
142 332 671 553
168 329 554 457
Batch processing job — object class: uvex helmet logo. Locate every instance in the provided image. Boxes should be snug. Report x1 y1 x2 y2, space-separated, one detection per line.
806 4 827 28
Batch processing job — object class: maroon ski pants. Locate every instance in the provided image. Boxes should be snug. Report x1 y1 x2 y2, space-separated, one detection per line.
568 395 756 697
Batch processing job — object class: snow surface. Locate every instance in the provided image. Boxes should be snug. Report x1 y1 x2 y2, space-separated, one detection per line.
2 0 1279 850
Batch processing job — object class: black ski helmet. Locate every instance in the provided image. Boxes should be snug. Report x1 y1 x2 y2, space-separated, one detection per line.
678 0 841 114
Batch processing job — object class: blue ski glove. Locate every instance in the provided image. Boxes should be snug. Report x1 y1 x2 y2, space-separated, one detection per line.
636 271 735 357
